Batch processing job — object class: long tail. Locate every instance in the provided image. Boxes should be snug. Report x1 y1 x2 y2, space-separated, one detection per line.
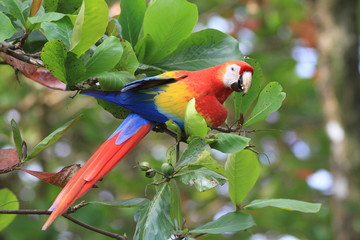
42 113 154 230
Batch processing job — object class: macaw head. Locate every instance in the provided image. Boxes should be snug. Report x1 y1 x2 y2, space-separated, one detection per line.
221 61 254 94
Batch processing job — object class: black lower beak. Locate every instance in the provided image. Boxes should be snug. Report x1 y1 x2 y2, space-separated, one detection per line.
231 82 242 92
230 75 244 93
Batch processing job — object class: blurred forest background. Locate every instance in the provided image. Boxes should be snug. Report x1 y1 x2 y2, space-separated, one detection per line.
0 0 359 240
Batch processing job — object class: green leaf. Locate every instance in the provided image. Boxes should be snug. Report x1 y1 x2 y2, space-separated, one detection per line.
184 98 208 139
136 0 198 63
165 120 182 142
70 0 108 56
41 16 73 49
177 167 226 191
28 12 64 24
244 82 286 126
134 183 173 240
119 0 146 46
64 52 86 86
210 133 250 153
244 199 322 213
155 29 243 71
97 71 135 91
10 119 23 160
176 137 210 169
233 58 263 118
0 188 19 231
114 40 139 75
42 0 58 12
56 0 82 14
40 39 67 82
83 36 123 79
189 211 255 234
90 198 149 208
0 0 26 26
225 149 260 206
96 99 131 120
169 181 182 231
190 150 225 176
57 0 82 14
0 12 16 42
25 115 81 161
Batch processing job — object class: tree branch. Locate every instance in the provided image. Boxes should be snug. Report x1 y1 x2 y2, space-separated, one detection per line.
63 214 127 240
0 41 44 67
0 201 127 240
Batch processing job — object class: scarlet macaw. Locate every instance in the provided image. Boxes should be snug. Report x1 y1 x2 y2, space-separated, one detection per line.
42 60 254 230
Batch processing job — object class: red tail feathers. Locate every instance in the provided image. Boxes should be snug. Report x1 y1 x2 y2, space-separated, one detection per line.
42 117 153 230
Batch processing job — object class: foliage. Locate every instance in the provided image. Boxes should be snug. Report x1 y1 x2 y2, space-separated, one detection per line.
0 0 323 239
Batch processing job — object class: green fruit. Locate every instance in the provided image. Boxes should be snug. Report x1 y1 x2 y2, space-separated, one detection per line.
161 163 174 177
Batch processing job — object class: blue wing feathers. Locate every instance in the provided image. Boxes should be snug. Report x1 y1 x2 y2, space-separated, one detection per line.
81 89 169 123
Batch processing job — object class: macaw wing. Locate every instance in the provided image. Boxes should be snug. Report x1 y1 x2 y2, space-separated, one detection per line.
121 73 187 92
81 89 170 123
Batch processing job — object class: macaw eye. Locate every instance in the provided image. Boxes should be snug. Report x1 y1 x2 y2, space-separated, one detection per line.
231 67 235 71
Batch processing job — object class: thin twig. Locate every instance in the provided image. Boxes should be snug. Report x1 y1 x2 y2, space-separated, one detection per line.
0 202 126 240
63 214 127 240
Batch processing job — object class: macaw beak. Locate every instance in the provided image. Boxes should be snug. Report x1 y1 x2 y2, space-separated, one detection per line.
230 71 253 94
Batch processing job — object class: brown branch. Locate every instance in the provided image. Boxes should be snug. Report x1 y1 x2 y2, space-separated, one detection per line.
0 201 127 240
0 41 44 67
63 214 127 240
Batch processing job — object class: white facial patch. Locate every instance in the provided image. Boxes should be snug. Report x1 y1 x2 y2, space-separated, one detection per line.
223 64 241 88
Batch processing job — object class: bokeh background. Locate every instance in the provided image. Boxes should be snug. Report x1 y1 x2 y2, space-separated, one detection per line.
1 0 359 239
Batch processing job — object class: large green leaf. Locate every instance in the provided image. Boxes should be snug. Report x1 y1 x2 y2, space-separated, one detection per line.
0 0 26 26
114 40 139 75
41 16 73 49
97 71 135 91
191 150 225 175
210 133 250 153
155 29 244 71
70 0 108 56
42 0 58 12
56 0 82 14
40 39 67 82
189 211 255 234
25 116 81 161
64 52 86 86
225 149 260 206
177 166 226 191
0 12 16 42
134 183 173 240
136 0 198 63
184 98 208 139
0 188 19 231
10 119 23 160
83 36 123 79
244 199 322 213
119 0 146 47
89 198 150 208
27 12 64 24
169 181 182 231
244 82 286 126
176 137 210 169
233 58 263 118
